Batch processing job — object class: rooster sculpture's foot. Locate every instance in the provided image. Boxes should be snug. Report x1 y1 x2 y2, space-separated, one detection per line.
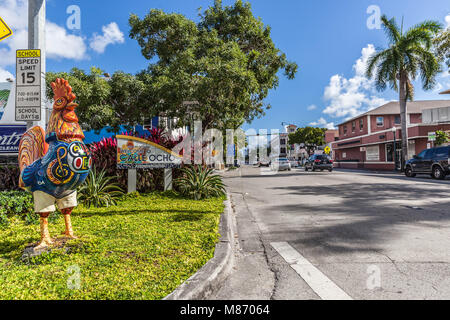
35 215 53 251
61 231 78 239
34 238 54 251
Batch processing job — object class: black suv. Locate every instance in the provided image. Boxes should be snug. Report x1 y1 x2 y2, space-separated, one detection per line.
305 154 333 172
405 146 450 179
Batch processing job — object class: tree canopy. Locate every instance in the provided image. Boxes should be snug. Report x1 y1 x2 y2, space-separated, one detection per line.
45 67 148 133
129 0 298 131
288 127 326 147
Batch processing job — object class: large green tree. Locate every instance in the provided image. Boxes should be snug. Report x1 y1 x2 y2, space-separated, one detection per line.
288 127 326 148
46 67 147 133
366 15 442 168
129 0 298 132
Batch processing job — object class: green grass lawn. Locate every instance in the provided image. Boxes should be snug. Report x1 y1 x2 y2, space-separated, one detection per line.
0 192 224 300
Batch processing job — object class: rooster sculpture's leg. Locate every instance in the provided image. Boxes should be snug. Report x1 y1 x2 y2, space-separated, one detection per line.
61 208 77 239
35 213 54 250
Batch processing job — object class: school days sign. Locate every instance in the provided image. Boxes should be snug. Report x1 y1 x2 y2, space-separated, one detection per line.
116 135 182 169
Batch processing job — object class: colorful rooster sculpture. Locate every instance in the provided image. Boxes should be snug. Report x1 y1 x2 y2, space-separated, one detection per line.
18 78 91 250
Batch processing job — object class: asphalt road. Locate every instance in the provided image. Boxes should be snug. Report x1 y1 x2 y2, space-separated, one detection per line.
209 166 450 300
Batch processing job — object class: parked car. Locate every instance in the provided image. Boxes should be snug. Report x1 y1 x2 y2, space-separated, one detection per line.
253 159 270 167
405 146 450 180
304 154 333 172
271 158 292 171
288 157 299 167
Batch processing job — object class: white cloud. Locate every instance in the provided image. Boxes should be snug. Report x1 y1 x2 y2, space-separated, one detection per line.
0 0 88 65
445 14 450 28
310 117 336 130
307 104 317 111
322 44 388 119
0 68 14 82
89 22 124 54
46 22 87 60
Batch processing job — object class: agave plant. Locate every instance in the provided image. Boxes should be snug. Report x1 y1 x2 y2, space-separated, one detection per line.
78 168 125 208
176 166 226 200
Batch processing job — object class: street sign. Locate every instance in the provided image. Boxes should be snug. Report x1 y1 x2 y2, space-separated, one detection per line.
428 132 436 142
15 49 41 122
0 17 13 42
324 146 331 154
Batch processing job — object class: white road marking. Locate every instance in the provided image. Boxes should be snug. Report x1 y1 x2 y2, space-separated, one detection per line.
271 242 353 300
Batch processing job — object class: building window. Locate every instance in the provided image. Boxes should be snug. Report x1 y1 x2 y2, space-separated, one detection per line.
280 139 286 145
376 117 384 127
359 119 364 131
394 115 401 124
343 125 347 135
352 121 356 133
366 145 380 161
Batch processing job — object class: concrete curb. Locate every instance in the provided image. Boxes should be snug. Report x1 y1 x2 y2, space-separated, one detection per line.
163 193 235 300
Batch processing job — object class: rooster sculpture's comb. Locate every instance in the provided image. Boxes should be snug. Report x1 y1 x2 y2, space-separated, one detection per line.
51 78 76 110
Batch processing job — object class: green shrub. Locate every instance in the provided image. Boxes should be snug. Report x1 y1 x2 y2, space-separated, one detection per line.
0 191 33 216
78 169 125 208
176 166 226 200
0 212 9 229
0 165 21 191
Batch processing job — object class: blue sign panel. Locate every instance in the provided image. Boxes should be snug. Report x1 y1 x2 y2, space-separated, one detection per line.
0 125 27 154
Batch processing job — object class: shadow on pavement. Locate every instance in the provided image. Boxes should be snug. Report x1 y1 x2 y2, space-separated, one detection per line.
266 182 450 255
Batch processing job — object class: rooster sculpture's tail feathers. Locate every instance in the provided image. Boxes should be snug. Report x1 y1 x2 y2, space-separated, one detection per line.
18 126 48 188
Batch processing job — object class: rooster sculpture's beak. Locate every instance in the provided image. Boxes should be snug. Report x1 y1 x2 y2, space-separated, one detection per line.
62 102 79 122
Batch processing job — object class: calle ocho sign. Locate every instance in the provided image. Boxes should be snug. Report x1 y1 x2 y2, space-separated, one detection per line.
116 135 182 169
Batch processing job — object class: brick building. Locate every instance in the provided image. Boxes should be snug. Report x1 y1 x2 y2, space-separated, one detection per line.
331 100 450 170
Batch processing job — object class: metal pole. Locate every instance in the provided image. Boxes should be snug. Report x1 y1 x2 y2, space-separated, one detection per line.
127 169 137 194
28 0 46 130
164 168 173 191
393 131 397 171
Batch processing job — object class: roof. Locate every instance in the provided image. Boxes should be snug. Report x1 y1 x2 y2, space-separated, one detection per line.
338 100 450 126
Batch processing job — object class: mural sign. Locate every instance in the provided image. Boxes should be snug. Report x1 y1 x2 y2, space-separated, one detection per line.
0 125 26 154
116 135 182 169
0 84 10 122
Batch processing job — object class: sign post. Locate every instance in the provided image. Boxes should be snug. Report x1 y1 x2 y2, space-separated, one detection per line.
428 131 436 148
15 49 42 123
164 169 173 191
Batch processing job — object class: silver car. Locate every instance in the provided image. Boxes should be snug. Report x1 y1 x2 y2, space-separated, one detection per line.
271 158 292 171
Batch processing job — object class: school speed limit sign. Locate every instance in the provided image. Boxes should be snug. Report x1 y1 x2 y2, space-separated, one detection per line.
15 49 41 122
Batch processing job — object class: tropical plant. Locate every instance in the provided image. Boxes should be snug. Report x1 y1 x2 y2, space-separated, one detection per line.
366 15 443 168
78 169 125 208
176 166 226 200
435 130 449 146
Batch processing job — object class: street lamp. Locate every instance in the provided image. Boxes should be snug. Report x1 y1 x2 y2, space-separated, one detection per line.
392 126 397 171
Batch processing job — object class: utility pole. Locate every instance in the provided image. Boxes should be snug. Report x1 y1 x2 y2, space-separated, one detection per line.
28 0 46 129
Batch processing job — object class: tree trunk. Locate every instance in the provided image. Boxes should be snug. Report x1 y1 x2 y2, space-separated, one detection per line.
399 74 408 171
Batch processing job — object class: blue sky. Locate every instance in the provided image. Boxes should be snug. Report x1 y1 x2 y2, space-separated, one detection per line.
1 0 449 132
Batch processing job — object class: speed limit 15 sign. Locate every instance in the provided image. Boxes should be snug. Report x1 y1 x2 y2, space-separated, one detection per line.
15 49 42 122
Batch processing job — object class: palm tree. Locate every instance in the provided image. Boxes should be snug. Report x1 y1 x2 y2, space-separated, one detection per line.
434 27 450 73
366 15 442 169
